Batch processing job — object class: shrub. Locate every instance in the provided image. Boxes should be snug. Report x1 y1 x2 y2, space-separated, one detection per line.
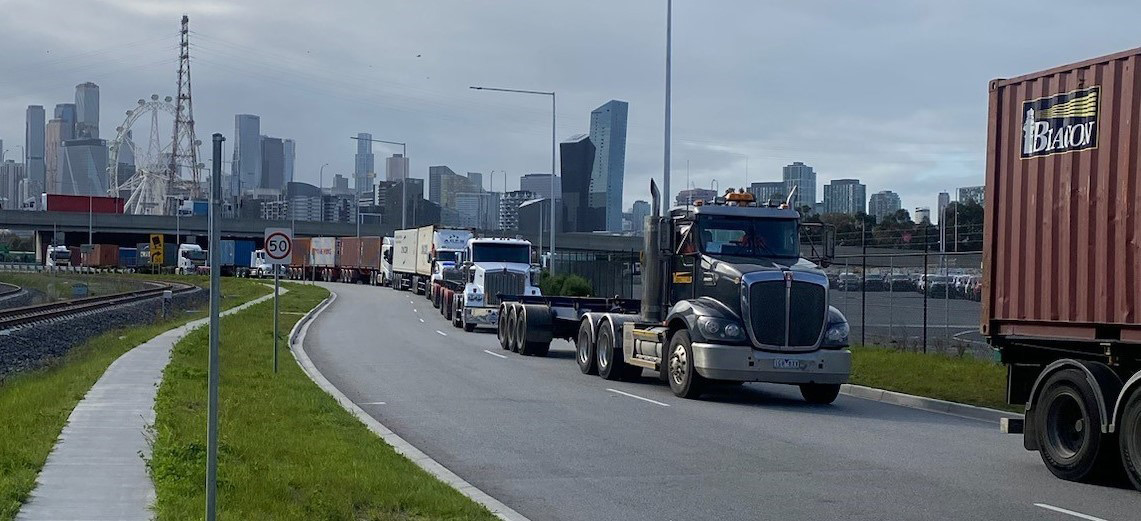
539 272 592 297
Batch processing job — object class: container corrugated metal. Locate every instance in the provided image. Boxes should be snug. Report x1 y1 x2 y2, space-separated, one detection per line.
119 248 138 267
44 194 124 213
68 246 81 266
218 240 237 267
310 237 336 267
340 237 361 268
291 238 311 266
233 240 256 268
359 237 382 269
82 244 120 267
984 47 1141 343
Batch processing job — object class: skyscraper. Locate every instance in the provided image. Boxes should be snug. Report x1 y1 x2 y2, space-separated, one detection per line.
937 191 950 223
429 165 478 210
354 132 375 196
44 119 64 194
233 114 261 194
0 160 24 209
75 82 99 139
282 138 295 185
260 136 285 191
559 133 600 232
630 200 650 233
25 105 46 202
54 103 76 138
386 153 409 181
588 100 629 231
520 173 561 200
466 172 483 191
59 138 109 196
454 191 499 229
822 179 866 215
782 162 816 209
499 190 537 230
748 181 786 205
914 207 931 224
868 190 902 222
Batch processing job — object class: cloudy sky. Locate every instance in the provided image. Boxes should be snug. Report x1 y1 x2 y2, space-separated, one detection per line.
2 0 1140 216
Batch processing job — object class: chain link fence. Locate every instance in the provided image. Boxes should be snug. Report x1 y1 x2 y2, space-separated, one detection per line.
550 251 641 299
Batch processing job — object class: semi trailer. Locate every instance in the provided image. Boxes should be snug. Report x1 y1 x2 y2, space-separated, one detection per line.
391 225 470 293
986 48 1141 490
498 180 850 402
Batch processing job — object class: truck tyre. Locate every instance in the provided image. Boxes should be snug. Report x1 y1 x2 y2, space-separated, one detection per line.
505 305 519 353
498 304 511 350
444 292 454 321
452 295 463 328
799 383 841 404
432 287 441 308
515 304 530 354
1119 389 1141 491
1034 369 1119 482
576 319 598 375
463 320 476 333
596 321 629 381
666 330 705 398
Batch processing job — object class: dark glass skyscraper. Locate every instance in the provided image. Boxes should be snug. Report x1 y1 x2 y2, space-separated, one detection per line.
559 133 601 232
588 100 629 232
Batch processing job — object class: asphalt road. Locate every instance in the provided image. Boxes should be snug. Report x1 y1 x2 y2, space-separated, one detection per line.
306 282 1139 521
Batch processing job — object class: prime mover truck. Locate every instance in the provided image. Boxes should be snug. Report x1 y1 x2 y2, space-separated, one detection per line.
499 180 850 403
391 225 471 294
986 48 1141 490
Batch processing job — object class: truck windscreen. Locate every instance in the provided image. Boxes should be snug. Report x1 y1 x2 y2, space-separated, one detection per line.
435 250 459 264
185 250 207 261
472 244 529 264
697 215 799 258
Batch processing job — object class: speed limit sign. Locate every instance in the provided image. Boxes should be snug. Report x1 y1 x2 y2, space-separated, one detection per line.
264 228 293 265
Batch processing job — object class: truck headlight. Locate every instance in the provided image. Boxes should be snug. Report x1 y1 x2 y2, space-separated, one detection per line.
697 317 746 341
822 306 849 348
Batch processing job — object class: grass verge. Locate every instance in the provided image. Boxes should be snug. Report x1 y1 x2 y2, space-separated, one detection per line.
0 272 149 303
0 278 270 521
850 346 1018 412
149 283 497 520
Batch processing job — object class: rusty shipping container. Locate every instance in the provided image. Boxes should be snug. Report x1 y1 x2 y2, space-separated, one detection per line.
359 237 382 269
81 244 120 268
984 48 1141 343
339 237 361 268
291 237 311 266
338 237 382 268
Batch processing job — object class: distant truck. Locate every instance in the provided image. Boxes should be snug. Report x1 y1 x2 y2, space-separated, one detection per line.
218 239 255 277
986 48 1141 491
45 245 71 267
380 237 394 286
438 237 540 332
176 244 207 275
391 225 471 293
336 236 384 284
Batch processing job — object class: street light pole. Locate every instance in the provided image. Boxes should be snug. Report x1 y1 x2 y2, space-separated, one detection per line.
318 162 328 222
470 85 557 264
663 0 673 208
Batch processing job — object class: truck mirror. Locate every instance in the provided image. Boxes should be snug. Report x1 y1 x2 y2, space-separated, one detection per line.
800 222 836 268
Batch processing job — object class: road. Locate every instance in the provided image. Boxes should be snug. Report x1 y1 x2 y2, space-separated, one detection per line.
305 282 1139 521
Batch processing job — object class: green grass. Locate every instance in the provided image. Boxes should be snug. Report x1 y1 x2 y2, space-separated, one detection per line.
0 272 149 302
850 346 1018 412
149 283 497 520
0 278 271 521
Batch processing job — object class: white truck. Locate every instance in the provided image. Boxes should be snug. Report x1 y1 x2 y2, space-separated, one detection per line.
176 243 207 275
391 225 471 294
439 237 541 332
380 237 393 286
45 245 71 267
249 249 279 278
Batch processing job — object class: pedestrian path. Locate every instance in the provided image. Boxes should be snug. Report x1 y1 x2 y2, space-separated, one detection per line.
16 287 281 521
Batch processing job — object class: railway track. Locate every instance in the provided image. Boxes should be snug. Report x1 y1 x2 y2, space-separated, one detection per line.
0 281 198 330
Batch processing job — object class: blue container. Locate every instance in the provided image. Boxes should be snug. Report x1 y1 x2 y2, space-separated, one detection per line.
233 240 256 268
118 247 138 267
192 200 208 216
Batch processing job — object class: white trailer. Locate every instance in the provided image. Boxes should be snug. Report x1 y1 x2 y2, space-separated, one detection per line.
391 229 419 291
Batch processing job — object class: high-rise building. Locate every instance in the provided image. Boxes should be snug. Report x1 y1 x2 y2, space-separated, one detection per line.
520 173 561 200
454 191 499 229
782 161 816 209
59 138 109 196
54 103 76 138
383 178 430 227
958 185 985 206
517 197 561 240
332 174 350 191
560 133 601 232
44 119 65 194
284 182 323 222
282 138 295 185
0 140 4 162
823 179 866 215
630 200 650 233
914 207 931 224
748 181 786 205
386 153 409 181
0 160 25 209
499 190 536 231
233 114 261 194
675 187 716 206
25 105 46 202
937 191 950 223
466 172 484 191
353 132 375 196
868 190 902 222
259 136 285 191
588 100 629 231
429 165 478 209
75 82 99 139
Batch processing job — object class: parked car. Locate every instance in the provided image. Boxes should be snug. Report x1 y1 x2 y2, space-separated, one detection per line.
835 273 862 291
863 274 887 292
887 274 915 292
924 275 953 297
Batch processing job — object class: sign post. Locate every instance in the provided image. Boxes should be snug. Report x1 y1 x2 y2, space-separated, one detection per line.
264 227 292 373
149 233 164 270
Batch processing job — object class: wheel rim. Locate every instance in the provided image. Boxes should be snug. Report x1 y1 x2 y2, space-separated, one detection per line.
1126 401 1141 474
1044 390 1088 462
515 307 526 348
577 328 591 366
598 329 611 369
498 306 508 343
669 344 688 386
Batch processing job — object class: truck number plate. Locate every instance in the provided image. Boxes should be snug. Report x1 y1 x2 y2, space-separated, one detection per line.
774 358 806 370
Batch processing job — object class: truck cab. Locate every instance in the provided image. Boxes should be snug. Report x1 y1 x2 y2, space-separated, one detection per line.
45 245 71 267
177 243 207 275
380 237 393 286
457 238 541 331
250 249 274 278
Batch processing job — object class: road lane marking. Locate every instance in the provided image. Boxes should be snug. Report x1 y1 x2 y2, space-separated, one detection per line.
413 308 418 313
436 330 447 336
419 318 425 323
606 388 670 407
1034 504 1109 521
358 401 386 405
482 349 507 359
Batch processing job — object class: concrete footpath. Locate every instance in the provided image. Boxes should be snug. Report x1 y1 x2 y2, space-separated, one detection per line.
16 288 281 521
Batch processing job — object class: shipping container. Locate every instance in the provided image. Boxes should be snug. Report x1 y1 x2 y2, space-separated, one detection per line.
359 236 382 269
192 200 208 216
340 237 362 268
218 240 237 267
292 237 311 266
118 247 138 268
984 47 1141 343
233 240 255 268
68 246 81 266
42 194 125 214
310 237 336 267
81 244 120 267
392 229 419 275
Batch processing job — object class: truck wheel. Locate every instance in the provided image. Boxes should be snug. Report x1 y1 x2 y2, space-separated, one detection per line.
799 383 841 404
444 293 454 321
1119 390 1141 491
596 322 628 381
576 319 597 375
505 305 519 353
666 331 705 398
1034 369 1119 482
452 296 463 328
515 305 530 354
497 304 511 350
464 320 476 333
432 287 440 309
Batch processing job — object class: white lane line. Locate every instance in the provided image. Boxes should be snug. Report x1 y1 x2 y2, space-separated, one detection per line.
1034 503 1109 521
482 349 508 359
419 318 425 323
436 330 447 336
606 388 670 407
358 401 386 406
413 308 418 313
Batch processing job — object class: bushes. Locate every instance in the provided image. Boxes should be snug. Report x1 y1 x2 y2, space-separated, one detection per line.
539 272 592 296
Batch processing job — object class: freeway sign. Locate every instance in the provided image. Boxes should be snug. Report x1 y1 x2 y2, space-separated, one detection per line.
264 228 292 265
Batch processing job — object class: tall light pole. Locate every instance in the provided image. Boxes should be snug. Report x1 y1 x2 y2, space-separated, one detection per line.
318 163 328 223
470 85 556 263
663 0 673 209
350 136 407 228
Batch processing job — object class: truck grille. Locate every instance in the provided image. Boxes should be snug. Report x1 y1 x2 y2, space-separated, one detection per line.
485 270 526 305
746 278 826 349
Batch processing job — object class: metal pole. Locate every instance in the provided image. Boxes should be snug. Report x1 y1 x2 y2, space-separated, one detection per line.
922 223 929 354
205 133 223 521
861 218 866 346
550 92 556 263
663 0 672 206
402 143 407 228
888 255 894 344
273 269 279 373
88 195 93 244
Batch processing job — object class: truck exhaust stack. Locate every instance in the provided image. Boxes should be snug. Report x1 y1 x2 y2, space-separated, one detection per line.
641 179 664 322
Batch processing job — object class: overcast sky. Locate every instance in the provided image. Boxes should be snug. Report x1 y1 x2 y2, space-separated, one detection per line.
2 0 1141 217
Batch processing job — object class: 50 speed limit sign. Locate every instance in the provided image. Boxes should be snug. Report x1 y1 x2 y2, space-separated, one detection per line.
263 228 293 265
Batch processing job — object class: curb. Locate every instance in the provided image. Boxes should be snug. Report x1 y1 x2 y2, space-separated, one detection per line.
840 383 1024 424
287 287 531 521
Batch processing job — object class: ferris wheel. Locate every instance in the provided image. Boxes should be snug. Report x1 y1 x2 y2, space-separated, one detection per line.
107 94 202 215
